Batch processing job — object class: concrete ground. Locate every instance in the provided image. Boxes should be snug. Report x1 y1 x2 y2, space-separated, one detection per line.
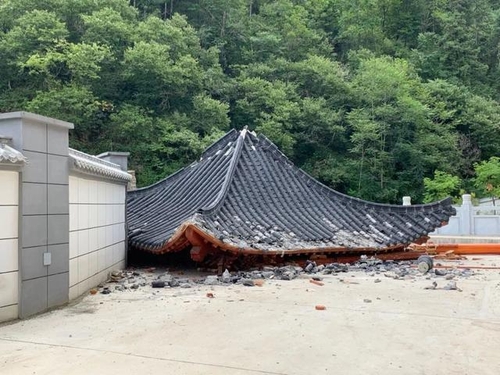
1 257 500 375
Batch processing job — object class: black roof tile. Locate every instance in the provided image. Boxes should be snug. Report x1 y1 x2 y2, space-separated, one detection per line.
127 129 455 254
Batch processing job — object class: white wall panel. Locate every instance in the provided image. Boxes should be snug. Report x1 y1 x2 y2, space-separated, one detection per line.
0 206 18 239
0 171 18 205
69 231 78 259
0 304 18 322
0 170 19 322
89 205 98 228
0 239 18 273
69 176 78 204
69 204 78 231
78 204 89 230
78 254 89 281
78 278 89 296
0 272 18 307
98 248 106 271
89 180 98 203
105 225 113 247
117 186 125 204
77 229 89 256
88 228 98 253
105 246 113 268
97 227 106 249
89 251 98 277
78 178 89 204
68 174 127 300
69 258 78 287
69 285 78 300
105 182 113 204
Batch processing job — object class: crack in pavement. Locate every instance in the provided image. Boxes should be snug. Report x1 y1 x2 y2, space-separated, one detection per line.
0 337 288 375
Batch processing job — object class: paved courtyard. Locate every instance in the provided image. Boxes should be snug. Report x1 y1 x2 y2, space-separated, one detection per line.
1 257 500 375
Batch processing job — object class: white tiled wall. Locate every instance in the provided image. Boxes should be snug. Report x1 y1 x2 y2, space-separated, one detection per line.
68 175 126 299
0 170 19 322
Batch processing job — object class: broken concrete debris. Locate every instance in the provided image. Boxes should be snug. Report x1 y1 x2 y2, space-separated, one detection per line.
242 279 255 287
89 255 476 295
424 280 462 291
435 269 447 276
151 280 166 288
425 281 438 290
222 269 231 283
204 275 219 285
444 281 460 291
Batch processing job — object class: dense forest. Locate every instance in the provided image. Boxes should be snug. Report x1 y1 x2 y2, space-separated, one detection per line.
1 0 500 203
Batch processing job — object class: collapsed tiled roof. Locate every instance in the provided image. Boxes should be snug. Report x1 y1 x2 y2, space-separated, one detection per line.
69 148 131 182
0 136 26 165
127 129 455 255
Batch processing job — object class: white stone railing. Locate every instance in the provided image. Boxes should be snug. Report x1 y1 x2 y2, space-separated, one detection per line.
427 194 500 236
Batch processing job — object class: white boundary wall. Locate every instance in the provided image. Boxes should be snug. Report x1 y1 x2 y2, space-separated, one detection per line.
0 170 19 321
431 195 500 237
69 174 126 299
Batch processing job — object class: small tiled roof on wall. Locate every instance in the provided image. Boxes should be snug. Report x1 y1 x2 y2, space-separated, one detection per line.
127 129 455 255
0 136 26 165
69 148 131 182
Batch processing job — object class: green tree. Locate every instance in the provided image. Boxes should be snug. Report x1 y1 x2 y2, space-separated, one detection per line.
1 0 500 196
474 157 500 199
423 170 461 203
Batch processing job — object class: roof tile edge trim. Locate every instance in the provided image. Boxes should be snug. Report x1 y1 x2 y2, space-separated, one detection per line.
0 138 27 165
129 221 409 255
69 148 131 182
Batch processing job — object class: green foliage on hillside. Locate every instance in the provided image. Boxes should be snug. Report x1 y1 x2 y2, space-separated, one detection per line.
1 0 499 202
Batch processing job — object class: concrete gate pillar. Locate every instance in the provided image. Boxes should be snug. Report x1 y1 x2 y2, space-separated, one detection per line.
461 194 473 235
0 112 73 318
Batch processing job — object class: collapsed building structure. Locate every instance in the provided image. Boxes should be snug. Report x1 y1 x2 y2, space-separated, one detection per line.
127 129 455 268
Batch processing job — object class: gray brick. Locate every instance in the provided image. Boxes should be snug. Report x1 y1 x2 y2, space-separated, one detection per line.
48 155 68 184
48 214 69 245
21 246 47 281
22 215 47 248
22 183 47 215
22 120 47 153
20 277 48 318
48 184 69 214
22 151 47 183
48 272 68 308
48 243 69 275
47 126 68 156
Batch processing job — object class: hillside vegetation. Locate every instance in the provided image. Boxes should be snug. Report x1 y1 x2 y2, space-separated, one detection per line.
1 0 500 202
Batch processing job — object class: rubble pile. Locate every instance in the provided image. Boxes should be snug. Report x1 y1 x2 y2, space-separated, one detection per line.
93 255 477 295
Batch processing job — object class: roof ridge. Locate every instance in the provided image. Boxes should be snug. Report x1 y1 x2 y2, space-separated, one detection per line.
200 128 239 159
129 129 239 195
198 127 248 214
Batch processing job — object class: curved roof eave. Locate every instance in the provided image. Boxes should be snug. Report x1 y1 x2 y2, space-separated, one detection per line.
127 128 455 253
